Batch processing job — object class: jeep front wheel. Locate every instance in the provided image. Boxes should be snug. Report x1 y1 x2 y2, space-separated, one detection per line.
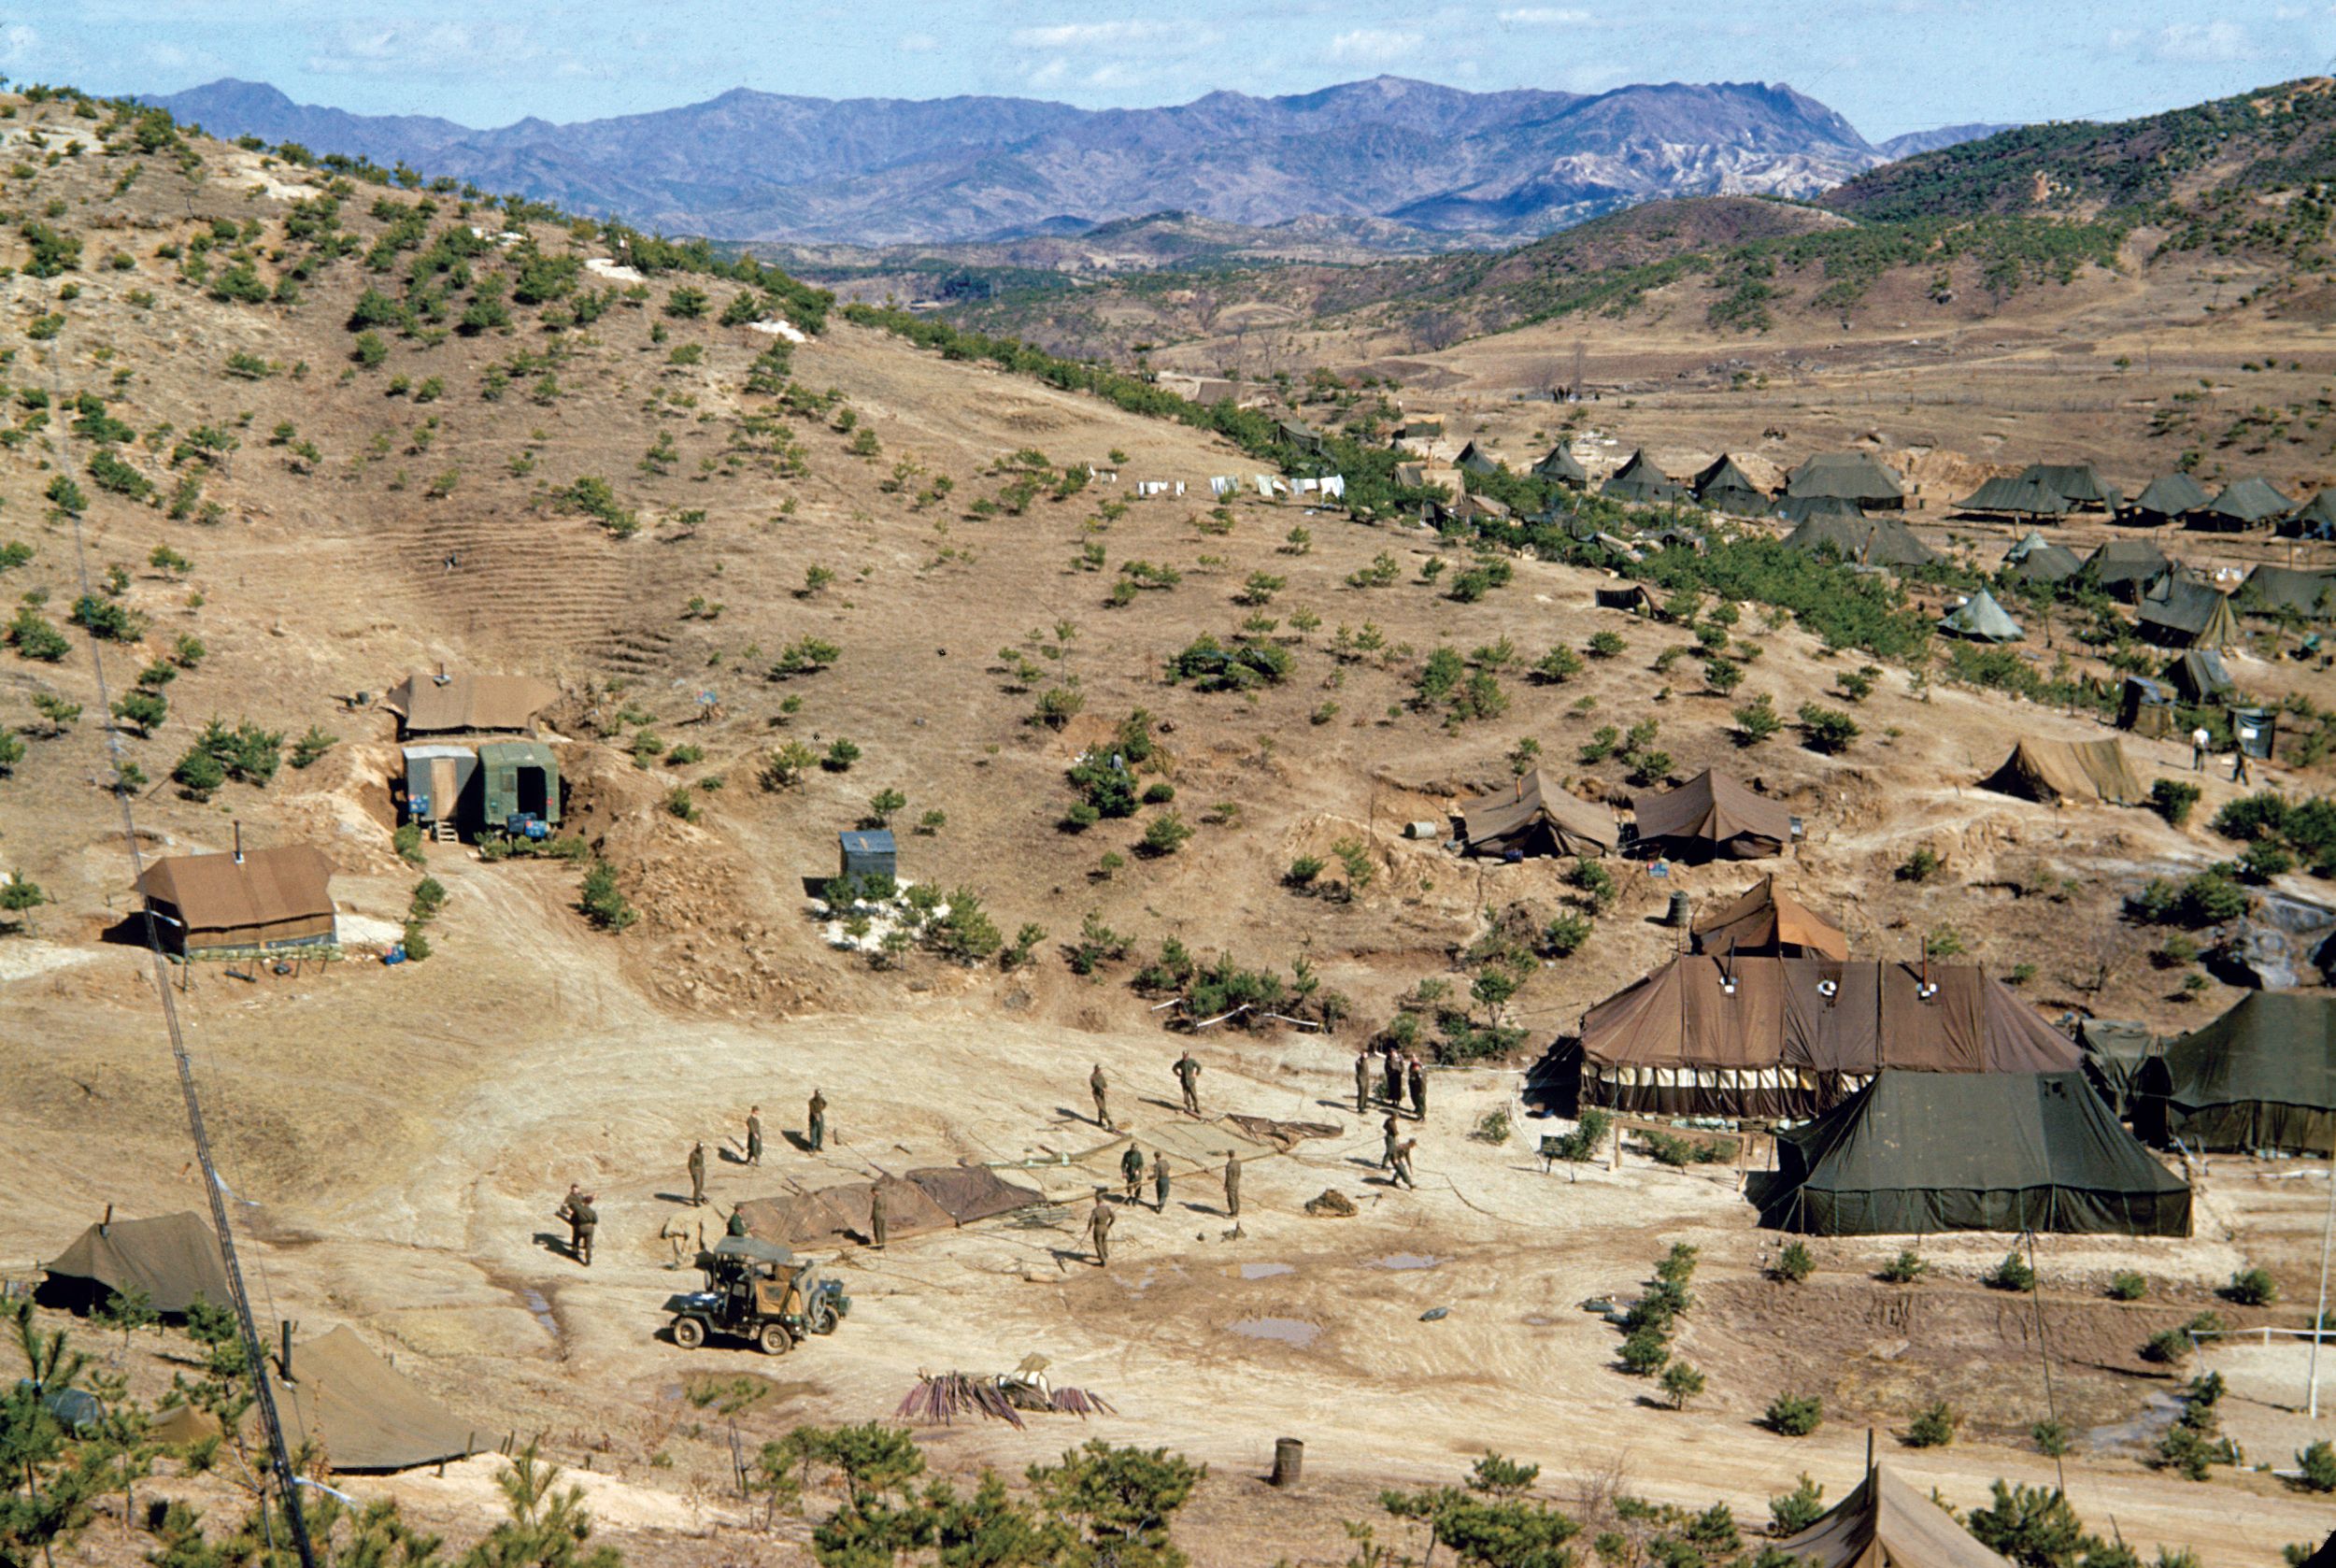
671 1316 705 1349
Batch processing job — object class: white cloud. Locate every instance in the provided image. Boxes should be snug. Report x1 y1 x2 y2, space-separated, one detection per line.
0 22 40 66
1328 27 1425 64
1498 7 1591 22
898 31 939 54
1012 21 1174 49
2111 21 2255 62
1026 57 1070 88
304 21 540 78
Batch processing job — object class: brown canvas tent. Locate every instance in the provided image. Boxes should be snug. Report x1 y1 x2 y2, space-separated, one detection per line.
1979 738 2144 806
1577 956 2081 1119
1769 1465 2014 1568
136 844 336 957
1460 770 1618 859
1692 877 1847 961
380 673 559 736
270 1326 478 1472
1633 770 1792 861
42 1212 231 1316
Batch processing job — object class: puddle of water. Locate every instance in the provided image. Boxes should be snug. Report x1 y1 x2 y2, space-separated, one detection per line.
2085 1392 2180 1454
1229 1317 1319 1347
1522 1314 1556 1326
1373 1253 1442 1271
1240 1262 1295 1280
520 1288 559 1338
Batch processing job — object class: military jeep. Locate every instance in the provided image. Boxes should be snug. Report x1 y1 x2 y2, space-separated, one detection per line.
663 1235 850 1355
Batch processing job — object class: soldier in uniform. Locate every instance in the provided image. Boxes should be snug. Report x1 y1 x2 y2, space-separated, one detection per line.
1390 1139 1417 1190
1382 1111 1401 1169
1119 1143 1146 1202
687 1141 707 1206
745 1106 763 1167
560 1187 597 1265
1151 1149 1171 1213
868 1184 888 1249
1173 1050 1202 1116
726 1206 748 1237
1354 1048 1374 1115
1222 1152 1241 1218
1407 1056 1427 1122
1383 1044 1403 1105
1090 1063 1114 1131
807 1089 828 1152
1089 1193 1115 1266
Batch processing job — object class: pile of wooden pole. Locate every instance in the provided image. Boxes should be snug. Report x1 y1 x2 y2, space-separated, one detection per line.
894 1371 1117 1428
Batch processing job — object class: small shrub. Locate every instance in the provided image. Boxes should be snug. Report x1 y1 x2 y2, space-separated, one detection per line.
822 738 861 772
1772 1242 1815 1284
2032 1418 2072 1458
1987 1251 2037 1292
2143 1328 2193 1365
1879 1250 1926 1284
1897 846 1942 883
2224 1267 2277 1306
2108 1271 2148 1302
1659 1361 1705 1410
1905 1401 1959 1447
1286 854 1325 889
1619 1325 1670 1375
579 862 637 931
2297 1439 2336 1492
392 823 425 866
2151 778 2201 828
1763 1394 1823 1437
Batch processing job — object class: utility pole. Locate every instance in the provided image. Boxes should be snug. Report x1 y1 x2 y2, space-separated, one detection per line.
2310 1122 2335 1418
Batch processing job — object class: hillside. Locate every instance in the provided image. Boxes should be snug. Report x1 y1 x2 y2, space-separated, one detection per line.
2 84 2334 1568
150 75 1985 247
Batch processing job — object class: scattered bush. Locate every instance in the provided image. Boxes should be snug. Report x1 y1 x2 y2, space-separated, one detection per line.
1879 1250 1927 1284
1987 1251 2037 1292
1769 1475 1825 1534
2224 1267 2277 1306
1659 1361 1705 1410
2032 1418 2072 1458
2108 1271 2148 1301
1798 702 1860 754
1763 1394 1823 1437
2296 1439 2336 1493
2151 778 2201 829
1619 1326 1670 1375
1905 1402 1959 1448
579 862 637 931
1772 1242 1815 1284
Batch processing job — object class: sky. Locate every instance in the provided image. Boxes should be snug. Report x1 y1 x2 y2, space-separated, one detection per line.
4 0 2332 143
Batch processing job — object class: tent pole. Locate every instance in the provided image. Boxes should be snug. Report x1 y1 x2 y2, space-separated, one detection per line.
2309 1121 2336 1419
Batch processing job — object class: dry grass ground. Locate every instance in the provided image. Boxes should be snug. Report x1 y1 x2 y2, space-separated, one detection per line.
0 95 2332 1566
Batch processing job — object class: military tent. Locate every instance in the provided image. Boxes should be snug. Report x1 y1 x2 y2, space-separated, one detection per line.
1768 1465 2013 1568
1693 455 1769 514
1691 876 1847 961
1787 451 1905 509
2116 677 2175 739
2191 477 2292 531
2080 540 2172 602
2001 533 2082 586
2161 649 2237 704
1756 1071 2190 1236
1958 473 2071 519
2132 991 2336 1153
1633 770 1793 861
135 844 337 958
2124 474 2209 526
1939 590 2024 643
1455 440 1499 476
2301 1533 2336 1568
1595 583 1659 615
42 1212 231 1316
2135 573 2241 650
1577 957 2083 1119
1460 769 1618 859
2074 1019 2158 1117
1769 494 1866 525
2231 564 2336 620
2025 463 2122 513
1532 442 1588 486
1781 512 1940 569
1602 449 1688 506
380 673 559 737
270 1327 478 1473
2283 492 2336 540
1979 737 2144 806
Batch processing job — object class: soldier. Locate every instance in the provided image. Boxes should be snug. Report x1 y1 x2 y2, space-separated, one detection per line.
1407 1055 1427 1122
687 1141 706 1206
1152 1149 1171 1213
1222 1152 1241 1218
1391 1138 1417 1190
1382 1111 1401 1170
1173 1049 1202 1116
1383 1044 1403 1105
869 1184 888 1250
725 1206 748 1237
1119 1142 1146 1202
1089 1193 1116 1267
1090 1063 1114 1131
1354 1048 1374 1116
745 1105 763 1167
560 1187 597 1266
807 1088 828 1152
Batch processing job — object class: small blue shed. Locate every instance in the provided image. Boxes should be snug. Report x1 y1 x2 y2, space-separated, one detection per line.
838 829 896 881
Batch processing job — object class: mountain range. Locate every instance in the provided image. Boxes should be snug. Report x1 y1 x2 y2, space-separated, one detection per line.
149 77 2009 249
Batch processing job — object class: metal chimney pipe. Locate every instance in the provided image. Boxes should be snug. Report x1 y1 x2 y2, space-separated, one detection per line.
233 821 244 864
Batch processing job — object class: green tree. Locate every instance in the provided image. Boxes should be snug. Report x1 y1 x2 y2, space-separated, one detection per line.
1027 1439 1205 1567
112 689 167 736
1 873 47 933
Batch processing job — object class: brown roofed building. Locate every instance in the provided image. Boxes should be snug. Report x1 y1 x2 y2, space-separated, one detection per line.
381 672 558 737
1632 769 1792 861
42 1211 232 1316
136 843 336 957
1692 876 1847 960
1460 769 1618 859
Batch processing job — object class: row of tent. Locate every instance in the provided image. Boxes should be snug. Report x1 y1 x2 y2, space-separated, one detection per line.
1593 448 1908 517
1458 768 1793 863
1958 463 2336 535
2002 533 2334 649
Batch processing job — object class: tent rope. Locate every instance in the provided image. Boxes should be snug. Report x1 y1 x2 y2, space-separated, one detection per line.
47 356 318 1568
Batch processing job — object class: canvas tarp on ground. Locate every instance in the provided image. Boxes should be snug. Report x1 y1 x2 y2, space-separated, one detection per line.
2133 991 2336 1153
1577 956 2082 1119
1602 449 1688 506
1780 512 1940 568
903 1165 1047 1225
2126 474 2210 523
1769 1466 2014 1568
1460 769 1619 858
2136 573 2241 649
270 1326 478 1473
2002 533 2083 585
1940 590 2023 642
2232 564 2336 619
1754 1070 2191 1236
1979 737 2144 806
2083 540 2172 601
2076 1019 2158 1117
42 1212 231 1316
1691 876 1847 961
380 674 558 735
1788 451 1905 506
1633 770 1792 861
739 1165 1041 1248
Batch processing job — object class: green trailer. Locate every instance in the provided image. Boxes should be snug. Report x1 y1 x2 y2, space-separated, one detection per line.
476 740 560 836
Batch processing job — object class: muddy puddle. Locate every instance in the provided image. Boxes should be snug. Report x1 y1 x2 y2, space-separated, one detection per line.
1229 1318 1319 1347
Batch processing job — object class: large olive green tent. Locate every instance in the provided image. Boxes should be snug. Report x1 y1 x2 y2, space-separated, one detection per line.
2001 533 2083 586
1460 769 1618 859
1769 493 1866 526
2161 649 2237 704
1693 455 1769 514
1978 736 2145 806
1532 443 1588 486
1787 451 1905 509
270 1327 480 1473
2075 1019 2158 1118
1781 512 1940 570
2284 492 2336 540
1755 1070 2192 1236
1691 876 1847 960
1768 1465 2015 1568
42 1212 231 1316
2231 564 2336 620
1602 449 1688 506
2191 476 2292 531
1456 440 1499 476
2083 540 2172 602
1632 769 1792 861
1959 462 2117 519
2132 991 2336 1153
2135 573 2241 650
2124 474 2209 526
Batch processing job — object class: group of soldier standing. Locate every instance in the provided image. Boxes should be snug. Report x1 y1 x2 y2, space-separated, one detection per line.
558 1088 832 1266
